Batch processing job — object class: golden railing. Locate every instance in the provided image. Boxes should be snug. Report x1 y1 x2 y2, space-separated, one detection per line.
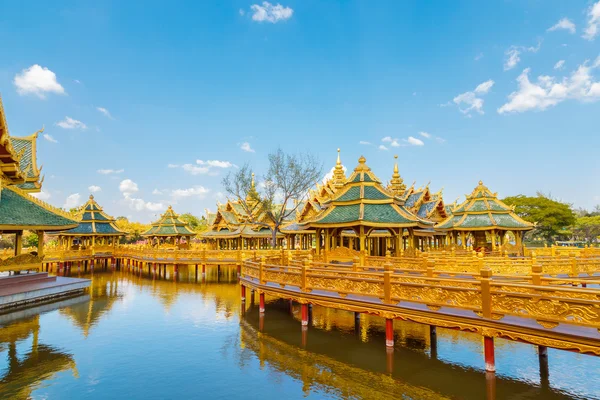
241 257 600 343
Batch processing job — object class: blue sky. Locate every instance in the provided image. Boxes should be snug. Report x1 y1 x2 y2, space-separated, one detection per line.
1 1 599 222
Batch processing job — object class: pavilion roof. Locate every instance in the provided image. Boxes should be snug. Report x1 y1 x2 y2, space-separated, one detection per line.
60 195 124 236
435 181 534 231
201 225 283 238
142 206 196 237
0 185 78 231
9 131 44 193
305 156 432 229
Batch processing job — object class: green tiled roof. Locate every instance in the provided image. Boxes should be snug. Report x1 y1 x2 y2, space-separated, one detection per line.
434 181 533 231
0 187 78 230
9 136 37 179
142 206 195 237
417 201 438 218
405 192 423 208
308 156 430 228
337 186 361 202
61 195 124 236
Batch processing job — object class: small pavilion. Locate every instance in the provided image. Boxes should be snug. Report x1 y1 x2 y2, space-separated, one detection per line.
55 195 124 250
142 206 196 249
305 155 432 260
0 96 78 272
434 181 534 254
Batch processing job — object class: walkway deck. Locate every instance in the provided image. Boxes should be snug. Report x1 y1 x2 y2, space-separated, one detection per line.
0 273 90 311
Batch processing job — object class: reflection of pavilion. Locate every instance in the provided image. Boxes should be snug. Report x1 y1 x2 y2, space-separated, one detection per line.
0 315 77 399
239 319 445 399
59 274 121 337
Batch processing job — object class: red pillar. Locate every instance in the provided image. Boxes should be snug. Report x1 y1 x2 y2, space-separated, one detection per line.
301 303 309 326
484 336 495 372
259 292 265 313
202 264 206 274
241 285 246 301
385 318 394 348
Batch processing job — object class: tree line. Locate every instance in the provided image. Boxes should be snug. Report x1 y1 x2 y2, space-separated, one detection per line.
502 193 600 245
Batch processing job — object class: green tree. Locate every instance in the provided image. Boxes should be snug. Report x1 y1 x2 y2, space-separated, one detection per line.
573 215 600 243
115 217 151 244
502 194 576 244
179 213 207 234
23 231 39 248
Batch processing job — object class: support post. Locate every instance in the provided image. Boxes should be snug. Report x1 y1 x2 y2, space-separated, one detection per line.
301 303 309 326
241 285 246 302
484 336 495 373
430 325 437 359
259 292 265 313
385 318 394 348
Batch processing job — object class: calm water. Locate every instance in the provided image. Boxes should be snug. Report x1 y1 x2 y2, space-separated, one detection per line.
1 266 599 399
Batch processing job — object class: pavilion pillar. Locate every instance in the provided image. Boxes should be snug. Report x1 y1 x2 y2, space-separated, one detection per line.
14 231 23 256
301 303 309 326
315 229 321 255
385 318 394 348
241 284 246 302
37 231 45 259
259 292 265 313
484 336 495 372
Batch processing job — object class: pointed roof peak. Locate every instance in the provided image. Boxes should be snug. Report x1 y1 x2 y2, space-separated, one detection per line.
354 155 370 172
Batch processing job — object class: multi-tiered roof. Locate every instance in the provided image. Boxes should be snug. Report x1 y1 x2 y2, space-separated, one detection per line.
305 156 432 230
435 181 533 232
60 195 124 237
0 96 77 232
142 206 196 237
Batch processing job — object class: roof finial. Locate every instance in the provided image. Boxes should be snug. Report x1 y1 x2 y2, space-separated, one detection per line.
389 155 406 195
251 172 255 189
89 194 94 200
332 148 346 188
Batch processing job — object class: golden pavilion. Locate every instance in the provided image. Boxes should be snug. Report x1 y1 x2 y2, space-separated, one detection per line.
435 180 534 254
55 195 124 250
0 96 78 271
142 206 196 248
202 173 286 249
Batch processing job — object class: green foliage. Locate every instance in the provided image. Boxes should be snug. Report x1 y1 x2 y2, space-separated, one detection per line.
573 215 600 243
115 216 151 244
179 213 207 233
24 231 39 248
502 194 576 243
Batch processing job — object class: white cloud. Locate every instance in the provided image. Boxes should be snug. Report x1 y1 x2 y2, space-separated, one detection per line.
96 107 113 119
56 116 87 130
64 193 81 209
119 179 139 195
182 164 210 175
250 2 293 23
453 80 494 115
419 131 431 139
504 48 521 71
74 79 81 84
239 9 245 16
475 53 484 61
405 136 424 146
31 191 51 201
359 141 372 145
504 42 541 71
43 134 58 143
97 168 124 175
13 64 65 99
196 160 236 168
124 196 165 212
378 145 389 151
583 1 600 40
554 60 566 70
88 185 101 193
498 60 600 114
548 18 576 34
241 142 255 153
171 186 210 199
152 189 163 195
167 164 179 168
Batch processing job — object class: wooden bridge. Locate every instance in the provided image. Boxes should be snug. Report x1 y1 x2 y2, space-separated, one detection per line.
239 252 600 374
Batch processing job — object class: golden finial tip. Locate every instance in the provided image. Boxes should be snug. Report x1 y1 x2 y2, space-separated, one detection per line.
89 194 94 200
358 155 366 163
337 148 340 153
478 180 483 185
394 155 398 160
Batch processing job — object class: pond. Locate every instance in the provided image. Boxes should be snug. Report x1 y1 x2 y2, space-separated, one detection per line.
1 266 599 399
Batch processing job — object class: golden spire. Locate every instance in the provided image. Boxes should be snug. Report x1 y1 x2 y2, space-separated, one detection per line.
389 155 406 196
246 172 259 207
354 155 370 172
332 148 346 188
89 194 94 200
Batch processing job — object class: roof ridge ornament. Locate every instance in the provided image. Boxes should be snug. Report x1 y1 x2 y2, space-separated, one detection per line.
389 155 406 196
332 148 346 188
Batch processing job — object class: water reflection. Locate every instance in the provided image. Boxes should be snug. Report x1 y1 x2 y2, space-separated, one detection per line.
0 268 597 399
